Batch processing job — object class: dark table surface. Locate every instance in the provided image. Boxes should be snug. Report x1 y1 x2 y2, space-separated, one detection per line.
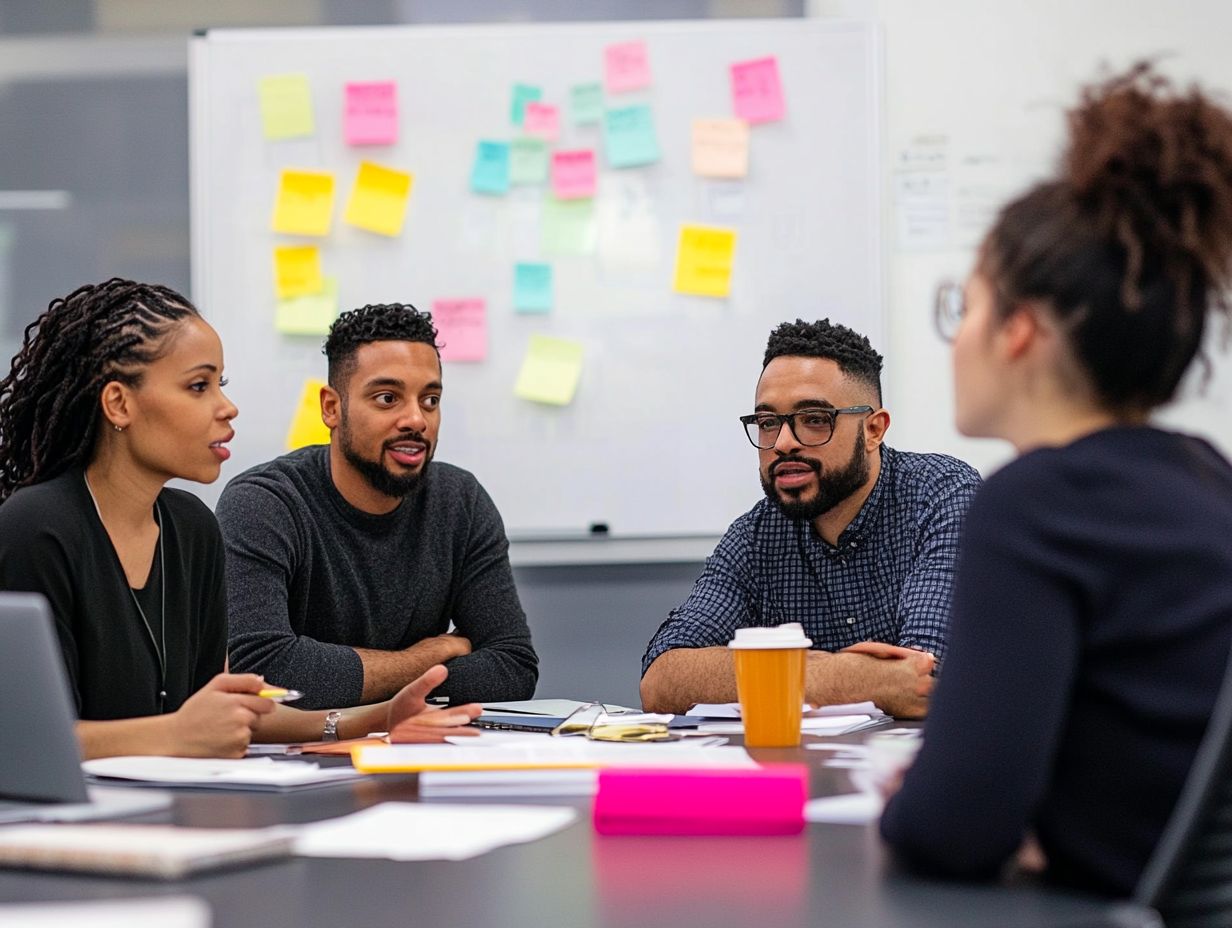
0 733 1155 928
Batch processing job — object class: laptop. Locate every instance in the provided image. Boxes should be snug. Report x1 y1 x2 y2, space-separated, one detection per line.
0 592 172 824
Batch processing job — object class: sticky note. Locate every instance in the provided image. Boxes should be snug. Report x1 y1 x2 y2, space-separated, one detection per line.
673 224 738 298
514 335 584 406
432 298 487 362
511 83 542 126
523 102 560 142
286 379 331 449
551 149 597 200
514 263 553 313
272 245 323 299
570 82 604 125
691 118 750 179
259 74 314 140
510 138 550 185
604 40 652 94
344 80 397 145
471 141 511 195
271 170 335 236
276 276 339 335
344 161 413 236
603 105 659 168
541 197 596 256
731 56 786 124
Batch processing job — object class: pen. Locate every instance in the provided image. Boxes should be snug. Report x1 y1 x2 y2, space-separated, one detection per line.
257 687 304 703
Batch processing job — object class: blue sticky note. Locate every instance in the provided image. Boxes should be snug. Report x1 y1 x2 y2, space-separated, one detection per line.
470 141 511 195
514 262 554 313
603 104 660 169
511 83 542 126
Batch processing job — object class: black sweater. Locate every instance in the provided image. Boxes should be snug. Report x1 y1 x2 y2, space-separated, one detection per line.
881 427 1232 896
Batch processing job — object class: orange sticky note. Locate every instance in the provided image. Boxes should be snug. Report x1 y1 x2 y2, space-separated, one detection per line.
271 170 335 237
286 379 331 449
691 118 750 179
272 245 323 299
344 161 413 236
673 225 737 298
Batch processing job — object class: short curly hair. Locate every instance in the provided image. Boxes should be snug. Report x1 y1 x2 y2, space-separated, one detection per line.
763 318 883 405
323 302 439 391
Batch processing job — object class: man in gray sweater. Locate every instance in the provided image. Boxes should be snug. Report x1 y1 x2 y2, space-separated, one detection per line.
216 303 538 711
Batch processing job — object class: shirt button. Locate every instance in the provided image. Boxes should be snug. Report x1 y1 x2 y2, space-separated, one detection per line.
846 617 856 625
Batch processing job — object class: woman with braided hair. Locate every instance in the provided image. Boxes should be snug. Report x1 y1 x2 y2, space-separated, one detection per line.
880 64 1232 895
0 279 479 759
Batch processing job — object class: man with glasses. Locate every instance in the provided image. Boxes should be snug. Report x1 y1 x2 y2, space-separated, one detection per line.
640 319 980 718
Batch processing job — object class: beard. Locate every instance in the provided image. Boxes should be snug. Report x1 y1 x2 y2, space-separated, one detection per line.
339 420 434 500
760 425 870 522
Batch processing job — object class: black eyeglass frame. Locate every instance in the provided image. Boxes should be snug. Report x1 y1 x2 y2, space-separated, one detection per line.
738 405 875 450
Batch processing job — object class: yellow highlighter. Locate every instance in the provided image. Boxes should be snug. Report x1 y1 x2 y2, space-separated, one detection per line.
257 687 304 703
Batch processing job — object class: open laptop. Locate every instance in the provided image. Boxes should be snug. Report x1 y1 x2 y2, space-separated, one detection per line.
0 592 172 824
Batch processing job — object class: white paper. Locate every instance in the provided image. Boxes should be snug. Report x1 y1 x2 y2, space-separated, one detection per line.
688 701 885 720
420 769 598 797
0 897 210 928
804 793 882 825
292 802 577 861
354 742 758 771
83 756 366 790
481 698 635 717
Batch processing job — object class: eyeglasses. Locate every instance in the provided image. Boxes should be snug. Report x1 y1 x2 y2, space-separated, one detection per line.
739 406 874 450
934 280 965 343
550 703 673 743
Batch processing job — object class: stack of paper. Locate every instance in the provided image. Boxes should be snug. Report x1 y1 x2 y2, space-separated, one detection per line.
686 701 888 736
82 756 366 791
353 741 758 773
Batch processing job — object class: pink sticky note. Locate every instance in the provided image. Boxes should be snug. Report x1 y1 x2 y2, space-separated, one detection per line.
604 40 652 94
432 298 487 362
551 149 597 200
730 56 785 124
345 81 398 145
522 102 560 142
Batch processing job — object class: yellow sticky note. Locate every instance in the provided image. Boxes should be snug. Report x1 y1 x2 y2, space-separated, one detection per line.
272 245 323 299
271 170 335 237
259 74 314 140
344 162 413 236
276 277 339 336
673 225 737 298
286 379 331 449
691 118 750 179
514 335 584 406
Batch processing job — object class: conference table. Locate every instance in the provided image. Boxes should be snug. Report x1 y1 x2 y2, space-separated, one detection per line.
0 730 1157 928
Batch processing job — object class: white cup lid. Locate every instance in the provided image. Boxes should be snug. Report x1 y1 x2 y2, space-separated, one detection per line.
728 623 813 650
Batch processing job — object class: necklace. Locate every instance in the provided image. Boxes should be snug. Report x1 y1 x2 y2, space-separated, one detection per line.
84 474 168 713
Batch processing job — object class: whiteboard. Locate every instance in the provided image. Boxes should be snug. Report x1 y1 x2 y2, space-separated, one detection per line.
189 19 881 538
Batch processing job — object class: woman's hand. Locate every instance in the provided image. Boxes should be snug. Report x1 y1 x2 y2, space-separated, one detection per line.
385 665 482 743
165 673 276 757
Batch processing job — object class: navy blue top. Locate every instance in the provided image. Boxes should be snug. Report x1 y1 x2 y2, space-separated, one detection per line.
642 446 980 673
881 427 1232 896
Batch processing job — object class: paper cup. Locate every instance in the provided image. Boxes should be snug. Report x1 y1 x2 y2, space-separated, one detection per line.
729 624 812 748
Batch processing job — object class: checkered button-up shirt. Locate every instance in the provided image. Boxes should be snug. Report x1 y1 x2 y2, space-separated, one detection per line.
641 446 981 674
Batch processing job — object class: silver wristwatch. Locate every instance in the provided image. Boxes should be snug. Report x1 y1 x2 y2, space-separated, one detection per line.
322 710 343 742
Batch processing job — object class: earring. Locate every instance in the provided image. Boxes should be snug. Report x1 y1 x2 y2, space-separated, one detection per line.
113 425 125 433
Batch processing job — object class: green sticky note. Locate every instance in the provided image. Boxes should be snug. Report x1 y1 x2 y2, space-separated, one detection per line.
511 83 542 126
541 197 596 256
514 335 584 406
470 141 511 195
510 138 549 185
570 82 604 125
259 73 314 140
514 262 553 313
276 276 339 335
603 104 660 168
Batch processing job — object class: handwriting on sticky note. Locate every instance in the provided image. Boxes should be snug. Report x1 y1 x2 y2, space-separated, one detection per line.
471 141 511 195
603 105 659 169
541 197 596 256
514 335 584 406
286 379 331 449
551 150 597 200
514 263 553 313
570 82 604 125
692 118 750 179
344 81 397 145
674 225 738 298
731 56 785 124
433 298 487 362
523 102 560 142
604 40 652 94
271 170 335 236
273 245 323 299
259 74 314 140
276 276 339 336
510 83 542 126
510 138 549 185
344 161 413 236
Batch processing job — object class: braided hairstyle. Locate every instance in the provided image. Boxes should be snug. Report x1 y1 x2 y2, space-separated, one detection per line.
323 302 439 393
982 62 1232 413
763 318 884 405
0 278 199 502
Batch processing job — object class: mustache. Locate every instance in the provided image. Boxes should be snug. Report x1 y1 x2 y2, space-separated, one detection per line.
383 431 430 450
769 456 821 477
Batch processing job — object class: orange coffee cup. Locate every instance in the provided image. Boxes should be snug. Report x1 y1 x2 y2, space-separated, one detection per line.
729 624 812 748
